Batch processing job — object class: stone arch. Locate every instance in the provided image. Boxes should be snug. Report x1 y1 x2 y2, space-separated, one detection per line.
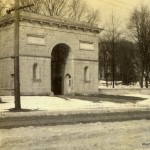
51 43 73 95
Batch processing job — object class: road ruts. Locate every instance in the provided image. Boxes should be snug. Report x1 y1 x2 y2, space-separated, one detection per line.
1 110 150 128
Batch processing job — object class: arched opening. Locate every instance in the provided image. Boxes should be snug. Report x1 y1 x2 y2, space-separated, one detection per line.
65 74 72 94
84 66 90 82
33 63 40 81
51 43 72 95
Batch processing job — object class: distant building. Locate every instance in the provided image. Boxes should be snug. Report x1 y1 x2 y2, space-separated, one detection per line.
0 12 102 95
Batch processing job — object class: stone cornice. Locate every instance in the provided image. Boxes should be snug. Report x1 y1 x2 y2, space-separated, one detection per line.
0 12 103 34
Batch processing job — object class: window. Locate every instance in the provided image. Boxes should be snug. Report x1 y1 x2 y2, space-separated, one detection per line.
84 66 90 82
66 74 71 87
33 63 41 81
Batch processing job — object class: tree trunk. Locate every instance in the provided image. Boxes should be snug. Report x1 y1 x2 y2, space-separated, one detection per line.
145 66 149 88
140 69 144 88
112 42 115 88
140 59 144 88
105 71 108 87
145 75 148 88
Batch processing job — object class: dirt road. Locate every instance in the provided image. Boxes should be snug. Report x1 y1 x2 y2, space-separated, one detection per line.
1 120 150 150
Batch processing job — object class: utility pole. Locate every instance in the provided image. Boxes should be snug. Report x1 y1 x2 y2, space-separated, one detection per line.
7 1 34 110
14 0 21 110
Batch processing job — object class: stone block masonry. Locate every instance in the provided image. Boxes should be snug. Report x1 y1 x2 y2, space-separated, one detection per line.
0 12 103 95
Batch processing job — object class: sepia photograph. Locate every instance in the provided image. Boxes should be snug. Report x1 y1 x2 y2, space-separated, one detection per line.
0 0 150 149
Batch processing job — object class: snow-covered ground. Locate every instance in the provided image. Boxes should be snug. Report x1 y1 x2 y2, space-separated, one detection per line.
0 94 150 113
1 120 150 150
1 94 150 149
98 80 141 89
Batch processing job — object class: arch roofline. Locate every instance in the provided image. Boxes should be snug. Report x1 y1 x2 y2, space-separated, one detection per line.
51 43 73 59
0 11 103 34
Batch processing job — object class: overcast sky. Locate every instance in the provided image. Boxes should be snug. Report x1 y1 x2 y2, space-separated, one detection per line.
3 0 150 27
87 0 150 26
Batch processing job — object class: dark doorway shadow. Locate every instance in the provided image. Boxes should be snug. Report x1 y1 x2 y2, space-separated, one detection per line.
51 43 71 95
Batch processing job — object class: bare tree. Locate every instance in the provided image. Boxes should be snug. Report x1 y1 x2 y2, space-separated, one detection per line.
67 0 100 23
99 39 112 87
19 0 44 14
100 13 121 88
128 5 150 88
10 0 100 23
115 39 138 85
7 0 44 14
86 9 100 24
43 0 68 16
67 0 87 21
